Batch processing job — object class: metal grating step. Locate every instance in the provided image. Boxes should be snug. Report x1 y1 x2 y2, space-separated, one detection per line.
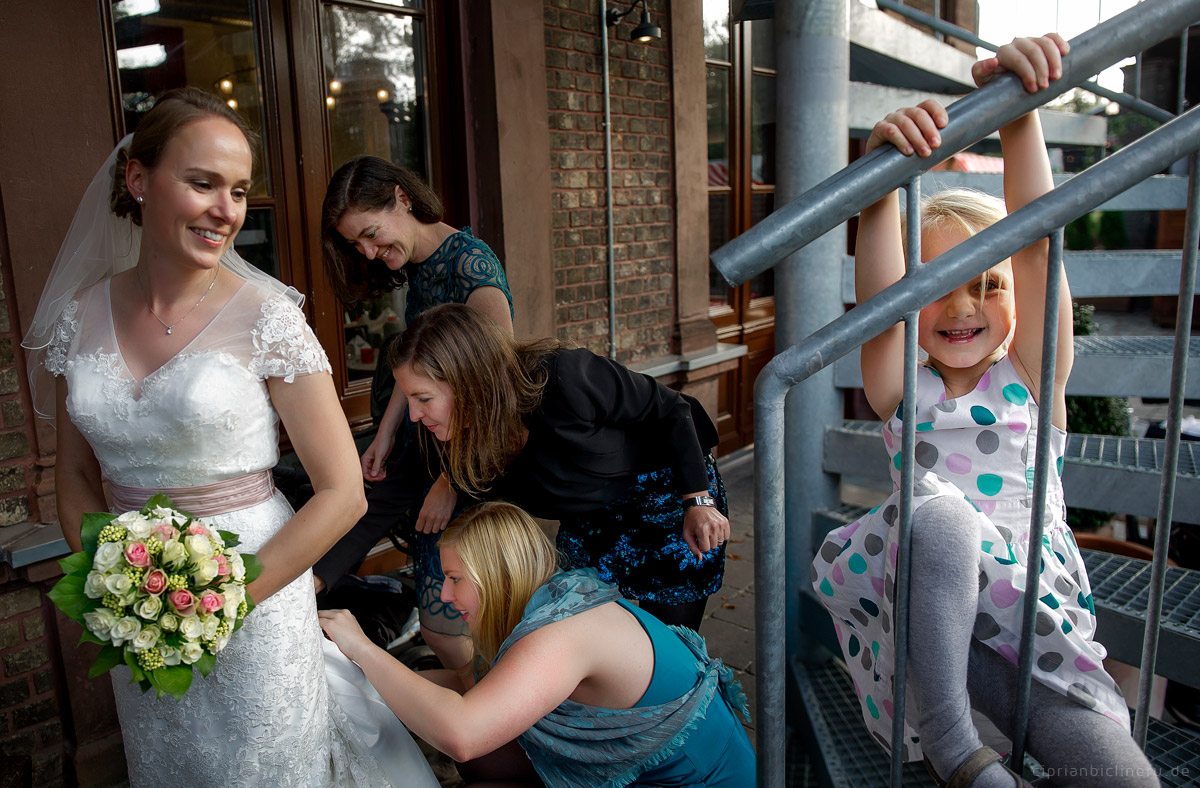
793 660 937 787
832 337 1200 399
824 421 1200 524
792 658 1200 787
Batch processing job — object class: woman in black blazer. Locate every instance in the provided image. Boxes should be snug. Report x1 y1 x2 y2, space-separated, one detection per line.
388 303 729 630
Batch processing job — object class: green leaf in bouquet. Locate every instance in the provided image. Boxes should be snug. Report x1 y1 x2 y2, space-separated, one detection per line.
142 493 178 513
79 628 106 646
47 574 91 623
241 553 264 584
88 645 124 678
58 550 93 578
80 511 118 554
152 665 193 700
195 651 217 677
217 530 241 548
124 649 146 683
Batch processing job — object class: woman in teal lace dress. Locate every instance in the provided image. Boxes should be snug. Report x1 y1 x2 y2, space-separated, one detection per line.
316 156 513 677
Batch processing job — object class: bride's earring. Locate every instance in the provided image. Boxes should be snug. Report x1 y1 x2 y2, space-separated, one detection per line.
135 195 145 204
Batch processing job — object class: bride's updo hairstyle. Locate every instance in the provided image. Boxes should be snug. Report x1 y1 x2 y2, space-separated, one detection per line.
387 303 557 495
110 87 258 226
320 156 445 307
438 502 559 670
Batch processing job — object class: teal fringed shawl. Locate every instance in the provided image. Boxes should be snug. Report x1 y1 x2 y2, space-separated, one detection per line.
496 568 749 788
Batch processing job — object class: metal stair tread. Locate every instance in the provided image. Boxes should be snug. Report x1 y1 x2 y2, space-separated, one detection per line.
792 659 1200 787
1082 550 1200 637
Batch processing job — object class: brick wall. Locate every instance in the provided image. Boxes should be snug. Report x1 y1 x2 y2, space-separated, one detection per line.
0 581 63 787
0 243 38 526
544 0 677 364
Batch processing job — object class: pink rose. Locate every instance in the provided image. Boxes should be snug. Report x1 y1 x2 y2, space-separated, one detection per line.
153 524 179 542
168 589 197 617
198 590 225 616
187 524 210 537
124 542 150 568
215 554 231 578
141 569 167 595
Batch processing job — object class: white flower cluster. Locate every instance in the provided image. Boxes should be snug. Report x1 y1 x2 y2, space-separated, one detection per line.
81 507 252 672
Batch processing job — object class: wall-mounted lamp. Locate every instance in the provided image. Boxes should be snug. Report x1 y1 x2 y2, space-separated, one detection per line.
605 0 661 43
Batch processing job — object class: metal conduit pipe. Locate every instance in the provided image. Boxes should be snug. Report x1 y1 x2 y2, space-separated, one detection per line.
1135 152 1200 745
599 0 618 360
754 105 1200 788
712 0 1200 288
874 0 1179 123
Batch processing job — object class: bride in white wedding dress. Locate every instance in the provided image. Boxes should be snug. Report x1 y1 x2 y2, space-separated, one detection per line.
23 88 439 787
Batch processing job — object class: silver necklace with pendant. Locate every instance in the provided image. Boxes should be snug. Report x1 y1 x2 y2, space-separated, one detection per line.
137 266 219 335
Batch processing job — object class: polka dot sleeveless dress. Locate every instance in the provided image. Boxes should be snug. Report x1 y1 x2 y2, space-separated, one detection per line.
811 356 1128 760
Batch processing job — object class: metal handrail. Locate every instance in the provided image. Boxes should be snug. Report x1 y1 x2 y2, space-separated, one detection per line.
874 0 1180 123
751 107 1200 788
712 0 1200 289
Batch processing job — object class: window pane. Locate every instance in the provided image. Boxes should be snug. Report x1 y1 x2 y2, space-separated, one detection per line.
234 208 279 279
112 0 270 196
367 0 422 7
748 72 777 185
703 0 729 61
749 192 775 300
707 67 730 185
322 6 431 178
344 294 404 383
709 193 732 308
751 18 775 70
751 73 775 186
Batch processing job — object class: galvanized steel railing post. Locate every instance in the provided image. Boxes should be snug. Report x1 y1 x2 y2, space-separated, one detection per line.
1133 152 1200 745
889 177 922 786
1010 228 1065 768
754 369 790 788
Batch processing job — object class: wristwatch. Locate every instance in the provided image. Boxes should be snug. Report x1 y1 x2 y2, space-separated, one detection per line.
682 495 716 510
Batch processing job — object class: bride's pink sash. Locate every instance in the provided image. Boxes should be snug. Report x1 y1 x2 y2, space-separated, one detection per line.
108 471 276 517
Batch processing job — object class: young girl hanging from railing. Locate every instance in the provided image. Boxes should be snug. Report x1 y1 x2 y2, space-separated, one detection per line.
812 34 1159 788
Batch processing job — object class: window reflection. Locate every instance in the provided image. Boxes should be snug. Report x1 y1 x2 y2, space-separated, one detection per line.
709 194 732 308
751 74 775 186
233 209 279 279
703 0 729 61
111 0 269 197
322 6 430 178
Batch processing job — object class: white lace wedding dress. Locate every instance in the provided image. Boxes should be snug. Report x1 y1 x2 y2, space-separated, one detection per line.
46 278 439 788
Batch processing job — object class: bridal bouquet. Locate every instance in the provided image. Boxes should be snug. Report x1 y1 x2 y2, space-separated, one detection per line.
48 494 263 700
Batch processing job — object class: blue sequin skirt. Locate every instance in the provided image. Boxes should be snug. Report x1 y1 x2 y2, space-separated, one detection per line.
556 455 728 605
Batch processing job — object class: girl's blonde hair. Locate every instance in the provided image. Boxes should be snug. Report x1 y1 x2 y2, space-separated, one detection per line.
387 303 559 495
438 502 560 672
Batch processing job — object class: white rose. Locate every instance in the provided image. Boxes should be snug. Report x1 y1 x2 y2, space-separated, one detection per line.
118 588 138 607
103 573 133 596
93 542 124 572
220 584 245 619
84 571 107 599
150 506 187 526
202 615 219 640
83 608 118 640
133 595 163 620
229 552 246 582
181 641 204 665
160 645 182 666
117 512 153 540
110 616 142 646
212 631 232 653
179 615 205 640
159 612 180 632
130 625 161 653
161 541 188 569
192 558 219 586
184 534 214 562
